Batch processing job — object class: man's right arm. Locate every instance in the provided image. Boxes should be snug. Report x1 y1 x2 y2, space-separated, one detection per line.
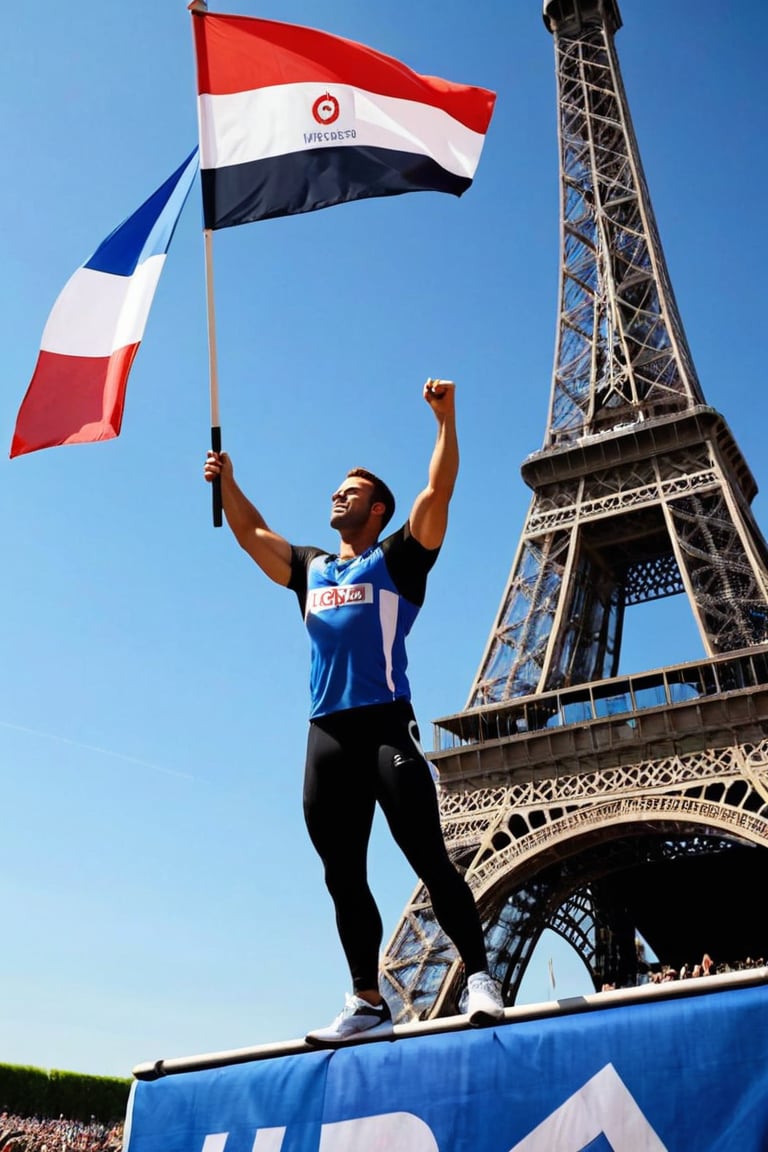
203 451 292 586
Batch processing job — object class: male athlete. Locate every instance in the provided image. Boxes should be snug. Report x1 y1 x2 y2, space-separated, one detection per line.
203 379 504 1044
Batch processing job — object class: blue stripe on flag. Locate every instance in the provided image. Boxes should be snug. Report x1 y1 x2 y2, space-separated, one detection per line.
86 149 199 276
201 146 471 229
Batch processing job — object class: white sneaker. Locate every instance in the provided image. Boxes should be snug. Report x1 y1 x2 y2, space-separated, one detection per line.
305 994 393 1046
460 972 505 1027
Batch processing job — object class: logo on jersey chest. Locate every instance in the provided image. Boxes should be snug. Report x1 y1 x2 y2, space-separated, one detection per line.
308 583 374 612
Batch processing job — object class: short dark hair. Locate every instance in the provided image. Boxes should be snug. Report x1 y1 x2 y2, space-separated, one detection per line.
346 468 396 529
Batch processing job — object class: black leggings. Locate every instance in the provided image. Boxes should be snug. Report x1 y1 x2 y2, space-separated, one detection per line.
303 699 488 993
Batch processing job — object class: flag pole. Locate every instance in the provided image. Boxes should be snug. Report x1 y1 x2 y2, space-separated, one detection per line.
189 0 221 527
203 227 223 527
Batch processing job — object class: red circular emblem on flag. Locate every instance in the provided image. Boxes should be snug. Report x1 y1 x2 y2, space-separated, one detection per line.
312 93 340 125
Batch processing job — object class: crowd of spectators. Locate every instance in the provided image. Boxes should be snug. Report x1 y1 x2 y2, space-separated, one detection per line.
0 1113 123 1152
648 953 766 984
601 949 767 991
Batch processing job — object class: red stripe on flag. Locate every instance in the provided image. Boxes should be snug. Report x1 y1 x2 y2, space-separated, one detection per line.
10 346 138 458
192 14 495 135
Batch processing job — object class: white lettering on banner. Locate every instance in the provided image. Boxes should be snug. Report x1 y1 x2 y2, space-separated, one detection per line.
201 1135 229 1152
201 1115 436 1152
308 583 373 612
199 1071 667 1152
252 1131 286 1152
201 1130 286 1152
508 1064 669 1152
319 1113 439 1151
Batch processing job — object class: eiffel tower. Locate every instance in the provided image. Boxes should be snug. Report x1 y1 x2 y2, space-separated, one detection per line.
380 0 768 1021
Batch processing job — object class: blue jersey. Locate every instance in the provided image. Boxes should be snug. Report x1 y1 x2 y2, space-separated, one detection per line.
288 523 439 719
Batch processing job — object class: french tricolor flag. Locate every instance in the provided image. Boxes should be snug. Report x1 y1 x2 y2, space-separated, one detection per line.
192 13 496 229
11 149 198 458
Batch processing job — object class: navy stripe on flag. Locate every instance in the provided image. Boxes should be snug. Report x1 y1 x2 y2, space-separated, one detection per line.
201 147 472 229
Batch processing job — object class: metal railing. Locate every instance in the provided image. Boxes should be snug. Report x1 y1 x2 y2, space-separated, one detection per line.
432 646 768 752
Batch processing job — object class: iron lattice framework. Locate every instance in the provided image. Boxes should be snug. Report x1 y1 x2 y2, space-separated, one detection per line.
379 0 768 1023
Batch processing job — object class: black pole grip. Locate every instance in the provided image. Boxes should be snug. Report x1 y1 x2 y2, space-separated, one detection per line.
211 425 222 528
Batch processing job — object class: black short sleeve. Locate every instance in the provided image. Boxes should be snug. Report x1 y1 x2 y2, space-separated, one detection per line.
381 522 440 607
288 544 327 616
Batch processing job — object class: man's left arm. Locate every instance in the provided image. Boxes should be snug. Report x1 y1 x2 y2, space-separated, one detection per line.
408 379 459 551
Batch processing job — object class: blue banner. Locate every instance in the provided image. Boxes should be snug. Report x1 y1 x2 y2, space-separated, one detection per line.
126 982 768 1151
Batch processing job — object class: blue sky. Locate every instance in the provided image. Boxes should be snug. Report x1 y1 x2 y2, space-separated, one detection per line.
1 0 765 1078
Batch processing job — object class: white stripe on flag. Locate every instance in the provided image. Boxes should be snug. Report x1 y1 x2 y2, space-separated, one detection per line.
39 257 166 358
198 83 487 178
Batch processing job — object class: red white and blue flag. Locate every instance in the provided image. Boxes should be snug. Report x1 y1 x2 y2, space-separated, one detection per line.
192 13 496 229
10 149 199 458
